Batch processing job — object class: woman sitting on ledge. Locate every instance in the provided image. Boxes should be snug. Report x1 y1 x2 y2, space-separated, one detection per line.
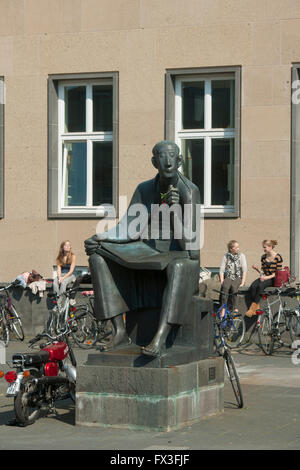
53 240 76 297
246 239 283 317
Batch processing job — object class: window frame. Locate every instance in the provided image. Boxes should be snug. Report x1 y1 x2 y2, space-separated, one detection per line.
48 72 119 219
165 66 241 218
291 64 300 278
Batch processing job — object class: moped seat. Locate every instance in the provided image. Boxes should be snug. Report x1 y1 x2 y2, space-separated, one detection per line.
12 350 50 366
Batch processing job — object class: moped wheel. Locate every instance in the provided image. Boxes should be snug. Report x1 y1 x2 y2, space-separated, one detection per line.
69 382 76 403
9 305 24 341
14 380 41 425
258 312 274 355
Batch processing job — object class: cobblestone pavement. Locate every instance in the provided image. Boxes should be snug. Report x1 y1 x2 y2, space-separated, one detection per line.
0 335 300 450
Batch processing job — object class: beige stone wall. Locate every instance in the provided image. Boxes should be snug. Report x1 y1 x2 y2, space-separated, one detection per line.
0 0 296 282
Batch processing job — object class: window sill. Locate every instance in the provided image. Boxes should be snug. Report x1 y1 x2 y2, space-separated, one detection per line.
48 205 117 219
204 211 239 219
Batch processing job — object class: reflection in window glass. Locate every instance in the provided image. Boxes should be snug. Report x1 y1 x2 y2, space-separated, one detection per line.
182 82 204 129
64 86 86 132
63 142 87 206
182 139 204 202
211 139 234 206
212 80 235 129
93 85 113 132
93 142 113 205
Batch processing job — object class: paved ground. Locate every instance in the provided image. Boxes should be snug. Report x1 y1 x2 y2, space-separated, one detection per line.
0 329 300 451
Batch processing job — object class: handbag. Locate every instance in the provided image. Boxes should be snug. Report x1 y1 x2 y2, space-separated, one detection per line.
199 267 211 283
274 266 290 287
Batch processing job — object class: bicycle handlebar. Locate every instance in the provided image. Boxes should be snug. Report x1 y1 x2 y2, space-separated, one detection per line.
28 329 70 346
0 280 21 292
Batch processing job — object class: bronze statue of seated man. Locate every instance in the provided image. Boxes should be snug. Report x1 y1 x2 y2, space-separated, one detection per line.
84 140 201 357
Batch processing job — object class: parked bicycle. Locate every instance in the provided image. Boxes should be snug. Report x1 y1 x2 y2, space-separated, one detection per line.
47 285 78 336
244 286 298 355
287 288 300 343
70 291 111 349
213 289 246 349
213 311 244 408
0 281 24 346
48 286 109 349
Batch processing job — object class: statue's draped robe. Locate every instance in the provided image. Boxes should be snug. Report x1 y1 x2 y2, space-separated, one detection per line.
89 172 200 324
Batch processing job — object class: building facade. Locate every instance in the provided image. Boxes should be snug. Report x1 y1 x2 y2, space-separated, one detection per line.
0 0 297 282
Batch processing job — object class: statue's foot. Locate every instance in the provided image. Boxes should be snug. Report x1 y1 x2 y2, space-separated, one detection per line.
141 341 164 358
97 333 131 352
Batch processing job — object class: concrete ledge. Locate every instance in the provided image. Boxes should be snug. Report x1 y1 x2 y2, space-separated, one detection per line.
76 357 224 431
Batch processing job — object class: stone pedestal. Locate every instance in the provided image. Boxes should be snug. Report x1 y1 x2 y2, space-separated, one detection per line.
76 295 224 431
76 357 224 431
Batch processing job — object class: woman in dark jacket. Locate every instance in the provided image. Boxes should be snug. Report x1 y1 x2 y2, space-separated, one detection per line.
245 239 283 317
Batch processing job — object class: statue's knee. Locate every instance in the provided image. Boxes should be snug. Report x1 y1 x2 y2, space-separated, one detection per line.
169 258 187 269
89 253 106 269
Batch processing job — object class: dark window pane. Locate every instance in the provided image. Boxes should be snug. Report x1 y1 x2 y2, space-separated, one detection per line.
182 82 204 129
65 86 86 132
63 142 87 206
212 80 235 128
182 139 204 203
93 85 113 132
93 142 113 205
211 139 234 206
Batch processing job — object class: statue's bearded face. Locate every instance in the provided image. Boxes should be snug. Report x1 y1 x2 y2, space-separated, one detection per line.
153 144 181 179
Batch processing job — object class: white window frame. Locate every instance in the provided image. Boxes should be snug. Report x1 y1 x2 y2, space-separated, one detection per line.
58 79 113 215
175 74 236 214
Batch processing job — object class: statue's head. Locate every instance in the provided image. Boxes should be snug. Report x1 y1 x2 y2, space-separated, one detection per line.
151 141 182 179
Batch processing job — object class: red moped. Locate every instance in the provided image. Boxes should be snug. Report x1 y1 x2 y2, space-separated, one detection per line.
1 313 82 425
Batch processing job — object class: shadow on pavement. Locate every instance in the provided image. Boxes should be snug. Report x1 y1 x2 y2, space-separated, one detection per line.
0 398 75 427
0 402 15 425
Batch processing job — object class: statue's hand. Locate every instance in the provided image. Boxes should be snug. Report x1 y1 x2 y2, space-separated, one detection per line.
165 187 180 206
84 235 100 256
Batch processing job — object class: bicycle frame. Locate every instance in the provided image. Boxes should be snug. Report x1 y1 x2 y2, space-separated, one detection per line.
49 290 77 334
213 289 244 346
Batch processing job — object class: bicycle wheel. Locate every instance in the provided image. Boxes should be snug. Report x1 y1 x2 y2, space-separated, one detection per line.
224 314 246 349
213 320 222 352
9 305 24 341
0 314 9 346
71 308 98 349
258 312 274 355
224 348 244 408
289 312 300 343
272 310 289 348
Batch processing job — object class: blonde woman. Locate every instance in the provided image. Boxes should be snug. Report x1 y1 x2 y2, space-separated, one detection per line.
219 240 247 316
53 240 76 296
245 239 283 317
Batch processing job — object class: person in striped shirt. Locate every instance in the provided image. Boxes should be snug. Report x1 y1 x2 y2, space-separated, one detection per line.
245 239 283 317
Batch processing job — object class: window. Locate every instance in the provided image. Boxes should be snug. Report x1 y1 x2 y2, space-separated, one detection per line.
48 73 118 218
165 67 240 218
0 77 3 219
